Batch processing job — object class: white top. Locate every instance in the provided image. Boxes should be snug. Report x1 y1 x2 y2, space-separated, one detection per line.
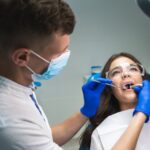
0 76 62 150
90 109 150 150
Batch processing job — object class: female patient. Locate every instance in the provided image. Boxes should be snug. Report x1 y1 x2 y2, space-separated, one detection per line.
80 52 150 150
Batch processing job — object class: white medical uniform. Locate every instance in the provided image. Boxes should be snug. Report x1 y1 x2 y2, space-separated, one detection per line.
90 109 150 150
0 76 62 150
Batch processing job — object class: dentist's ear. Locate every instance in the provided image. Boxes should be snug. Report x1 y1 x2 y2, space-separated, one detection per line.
136 0 150 18
11 48 31 66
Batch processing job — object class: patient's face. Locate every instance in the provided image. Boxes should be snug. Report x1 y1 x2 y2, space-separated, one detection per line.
108 56 143 110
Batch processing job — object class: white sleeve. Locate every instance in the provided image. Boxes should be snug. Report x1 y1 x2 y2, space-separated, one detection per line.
0 119 63 150
90 129 104 150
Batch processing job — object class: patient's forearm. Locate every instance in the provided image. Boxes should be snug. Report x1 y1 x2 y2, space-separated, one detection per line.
112 112 146 150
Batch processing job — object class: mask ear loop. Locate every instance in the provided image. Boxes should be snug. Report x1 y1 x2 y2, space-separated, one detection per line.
26 50 52 74
25 65 36 74
30 50 50 64
25 65 42 88
25 50 50 85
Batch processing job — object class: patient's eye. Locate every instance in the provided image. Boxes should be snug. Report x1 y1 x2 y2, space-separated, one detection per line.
110 68 122 78
129 65 140 73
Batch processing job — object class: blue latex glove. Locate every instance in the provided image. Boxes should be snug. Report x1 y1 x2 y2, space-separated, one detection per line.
133 80 150 122
133 86 142 93
87 73 101 82
80 76 112 118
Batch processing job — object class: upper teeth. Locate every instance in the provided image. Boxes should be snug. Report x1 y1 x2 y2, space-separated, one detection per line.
122 83 133 90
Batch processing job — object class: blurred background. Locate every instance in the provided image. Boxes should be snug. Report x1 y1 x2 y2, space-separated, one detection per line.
35 0 150 149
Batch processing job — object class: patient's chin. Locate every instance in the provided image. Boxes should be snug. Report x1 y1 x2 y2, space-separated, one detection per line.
125 94 136 103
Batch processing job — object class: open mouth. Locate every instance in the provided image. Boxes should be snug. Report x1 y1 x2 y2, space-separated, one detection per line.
122 82 134 90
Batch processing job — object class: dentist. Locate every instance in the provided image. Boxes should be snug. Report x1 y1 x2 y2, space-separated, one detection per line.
0 0 104 149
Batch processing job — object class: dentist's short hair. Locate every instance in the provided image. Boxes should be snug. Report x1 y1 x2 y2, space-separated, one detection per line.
0 0 76 53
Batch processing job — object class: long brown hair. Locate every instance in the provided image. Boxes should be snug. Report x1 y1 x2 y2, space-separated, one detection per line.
80 52 149 149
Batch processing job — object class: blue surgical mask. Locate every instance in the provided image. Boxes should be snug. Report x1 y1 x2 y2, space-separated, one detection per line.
26 50 70 86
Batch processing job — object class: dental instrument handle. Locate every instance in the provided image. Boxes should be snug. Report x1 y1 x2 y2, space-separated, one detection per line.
92 79 117 88
130 84 143 89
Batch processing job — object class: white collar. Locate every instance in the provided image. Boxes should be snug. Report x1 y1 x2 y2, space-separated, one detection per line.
0 75 33 97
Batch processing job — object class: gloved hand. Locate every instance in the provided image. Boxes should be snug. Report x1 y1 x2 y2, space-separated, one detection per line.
133 80 150 122
80 76 112 118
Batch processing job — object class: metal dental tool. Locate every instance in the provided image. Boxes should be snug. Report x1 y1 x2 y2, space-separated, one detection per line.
92 79 143 89
129 84 143 89
91 79 118 88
